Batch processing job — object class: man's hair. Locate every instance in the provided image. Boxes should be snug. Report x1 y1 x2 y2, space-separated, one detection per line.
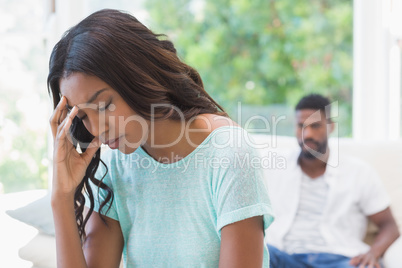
295 94 331 116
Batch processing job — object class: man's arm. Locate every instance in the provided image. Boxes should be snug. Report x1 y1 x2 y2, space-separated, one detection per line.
219 216 265 268
350 207 400 267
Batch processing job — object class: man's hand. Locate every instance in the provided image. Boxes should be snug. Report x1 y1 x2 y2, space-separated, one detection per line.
350 207 400 268
349 251 381 268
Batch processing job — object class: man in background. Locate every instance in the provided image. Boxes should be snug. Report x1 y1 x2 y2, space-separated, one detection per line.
265 94 399 268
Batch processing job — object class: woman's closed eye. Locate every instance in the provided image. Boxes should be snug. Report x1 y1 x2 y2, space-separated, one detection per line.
78 101 112 120
78 101 112 121
99 101 111 112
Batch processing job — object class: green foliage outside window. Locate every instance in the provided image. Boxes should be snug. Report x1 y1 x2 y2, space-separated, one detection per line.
146 0 353 136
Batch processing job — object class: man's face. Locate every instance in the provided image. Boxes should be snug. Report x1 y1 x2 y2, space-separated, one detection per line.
295 109 333 159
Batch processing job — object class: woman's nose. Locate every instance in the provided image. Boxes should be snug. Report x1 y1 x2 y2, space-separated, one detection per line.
84 114 108 138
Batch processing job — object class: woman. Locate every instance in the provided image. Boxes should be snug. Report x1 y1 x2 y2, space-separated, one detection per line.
48 9 273 268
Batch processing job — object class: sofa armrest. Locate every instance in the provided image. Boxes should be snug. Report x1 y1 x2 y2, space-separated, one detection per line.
383 235 402 268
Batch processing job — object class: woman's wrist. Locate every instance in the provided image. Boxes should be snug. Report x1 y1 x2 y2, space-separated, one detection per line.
51 190 75 209
51 171 78 202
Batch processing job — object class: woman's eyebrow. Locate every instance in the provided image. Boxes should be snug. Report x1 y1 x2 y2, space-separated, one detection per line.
65 88 109 109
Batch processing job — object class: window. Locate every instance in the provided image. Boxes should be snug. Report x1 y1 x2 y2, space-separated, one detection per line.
353 0 402 140
144 0 353 137
48 1 355 140
0 0 49 193
2 0 400 193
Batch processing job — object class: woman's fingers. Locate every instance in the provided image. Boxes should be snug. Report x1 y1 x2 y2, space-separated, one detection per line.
81 137 100 165
55 107 78 160
50 96 68 138
57 106 78 141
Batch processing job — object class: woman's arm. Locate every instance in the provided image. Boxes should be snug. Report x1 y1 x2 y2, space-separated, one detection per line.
51 198 124 268
219 216 265 268
51 194 88 268
50 97 123 267
82 208 124 267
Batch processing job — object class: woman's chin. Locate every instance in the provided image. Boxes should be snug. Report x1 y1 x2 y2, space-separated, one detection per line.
116 143 138 154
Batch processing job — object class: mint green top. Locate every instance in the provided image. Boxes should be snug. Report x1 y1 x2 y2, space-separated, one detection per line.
87 126 274 267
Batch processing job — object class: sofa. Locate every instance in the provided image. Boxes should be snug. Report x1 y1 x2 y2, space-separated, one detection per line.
2 135 402 267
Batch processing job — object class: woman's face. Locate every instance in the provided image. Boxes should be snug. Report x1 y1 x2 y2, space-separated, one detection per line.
60 72 149 154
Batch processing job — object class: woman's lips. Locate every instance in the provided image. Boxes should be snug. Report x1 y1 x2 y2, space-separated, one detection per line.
105 137 120 149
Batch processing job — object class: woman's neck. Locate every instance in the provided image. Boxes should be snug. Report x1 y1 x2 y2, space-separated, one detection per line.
141 114 237 163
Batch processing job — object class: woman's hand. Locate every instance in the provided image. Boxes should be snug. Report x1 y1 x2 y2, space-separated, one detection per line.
50 96 100 198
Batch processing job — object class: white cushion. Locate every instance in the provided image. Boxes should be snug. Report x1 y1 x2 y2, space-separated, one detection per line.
6 193 55 236
19 233 56 268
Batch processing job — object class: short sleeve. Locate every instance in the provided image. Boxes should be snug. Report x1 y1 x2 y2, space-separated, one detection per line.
85 153 119 221
213 137 274 233
358 164 390 216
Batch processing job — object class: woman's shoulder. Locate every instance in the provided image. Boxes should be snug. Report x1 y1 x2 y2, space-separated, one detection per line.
192 114 240 131
191 114 256 153
190 114 243 139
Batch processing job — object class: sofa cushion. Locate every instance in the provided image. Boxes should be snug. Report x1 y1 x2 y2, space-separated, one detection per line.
6 193 55 236
18 233 56 268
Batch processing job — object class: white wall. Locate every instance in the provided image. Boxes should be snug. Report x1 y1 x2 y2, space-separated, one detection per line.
353 0 402 140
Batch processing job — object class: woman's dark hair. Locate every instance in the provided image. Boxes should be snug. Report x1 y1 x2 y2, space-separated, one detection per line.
47 9 228 242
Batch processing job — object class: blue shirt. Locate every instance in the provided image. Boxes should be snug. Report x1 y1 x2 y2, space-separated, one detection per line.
87 126 274 267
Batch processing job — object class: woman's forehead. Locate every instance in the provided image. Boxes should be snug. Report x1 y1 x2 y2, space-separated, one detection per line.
60 73 111 108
